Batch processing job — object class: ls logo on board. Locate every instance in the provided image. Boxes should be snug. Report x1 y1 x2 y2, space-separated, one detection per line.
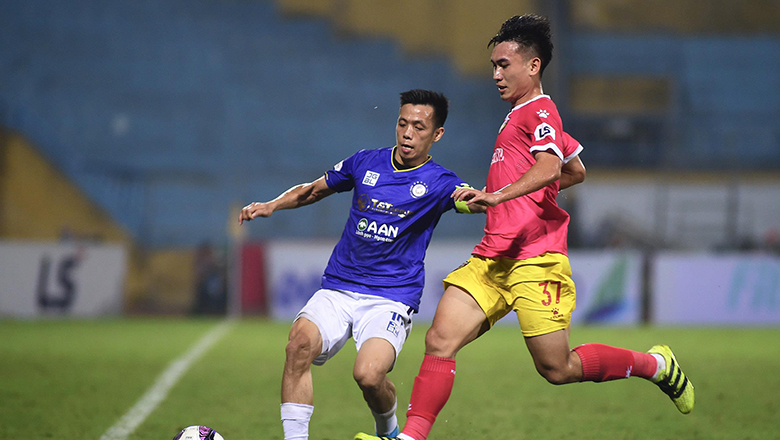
37 253 81 311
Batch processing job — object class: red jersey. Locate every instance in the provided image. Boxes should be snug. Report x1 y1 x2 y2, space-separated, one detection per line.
562 132 583 164
472 94 573 260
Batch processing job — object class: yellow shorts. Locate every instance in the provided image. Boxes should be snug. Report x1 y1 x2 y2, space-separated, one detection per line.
443 253 576 337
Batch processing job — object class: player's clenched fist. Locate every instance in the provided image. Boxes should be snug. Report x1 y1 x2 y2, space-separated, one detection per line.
239 201 274 224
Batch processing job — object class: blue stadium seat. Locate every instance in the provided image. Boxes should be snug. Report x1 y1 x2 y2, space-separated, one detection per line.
3 1 777 246
0 0 505 246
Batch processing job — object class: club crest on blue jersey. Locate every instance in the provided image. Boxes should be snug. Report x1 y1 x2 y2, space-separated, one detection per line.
362 170 380 186
410 181 428 198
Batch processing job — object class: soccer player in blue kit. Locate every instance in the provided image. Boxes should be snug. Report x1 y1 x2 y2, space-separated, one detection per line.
239 90 483 440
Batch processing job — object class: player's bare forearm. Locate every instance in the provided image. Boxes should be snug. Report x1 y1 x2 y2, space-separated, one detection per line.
454 151 562 207
239 176 334 224
495 159 559 202
274 178 333 209
559 156 586 190
500 151 562 201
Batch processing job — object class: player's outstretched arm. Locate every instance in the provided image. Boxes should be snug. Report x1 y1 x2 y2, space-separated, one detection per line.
239 176 335 224
560 155 586 190
452 151 562 208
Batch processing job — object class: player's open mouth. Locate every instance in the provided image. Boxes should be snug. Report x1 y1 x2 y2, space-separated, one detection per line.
400 145 414 154
497 85 507 93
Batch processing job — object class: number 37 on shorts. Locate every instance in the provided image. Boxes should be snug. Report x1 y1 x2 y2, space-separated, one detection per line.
539 281 561 306
521 277 575 336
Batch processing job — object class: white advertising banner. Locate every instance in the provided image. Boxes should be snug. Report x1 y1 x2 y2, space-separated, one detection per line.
416 246 642 325
0 241 127 317
653 252 780 325
569 250 643 325
266 240 642 325
266 240 336 321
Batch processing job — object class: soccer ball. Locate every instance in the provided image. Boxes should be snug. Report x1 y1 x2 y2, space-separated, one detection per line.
172 425 225 440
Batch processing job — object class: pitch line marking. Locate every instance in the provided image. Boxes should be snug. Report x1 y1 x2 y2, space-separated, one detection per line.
99 320 235 440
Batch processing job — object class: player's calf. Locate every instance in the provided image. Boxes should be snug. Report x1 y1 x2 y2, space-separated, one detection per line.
573 343 659 382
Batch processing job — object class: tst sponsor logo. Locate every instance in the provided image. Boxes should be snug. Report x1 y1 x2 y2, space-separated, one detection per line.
357 194 413 218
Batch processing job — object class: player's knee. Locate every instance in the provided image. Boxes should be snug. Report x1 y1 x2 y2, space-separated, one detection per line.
535 363 574 385
353 363 385 391
423 326 457 357
285 333 319 366
540 369 568 385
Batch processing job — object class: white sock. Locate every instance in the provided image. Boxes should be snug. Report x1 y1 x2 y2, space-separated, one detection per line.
398 434 415 440
371 398 398 436
650 353 666 382
281 402 313 440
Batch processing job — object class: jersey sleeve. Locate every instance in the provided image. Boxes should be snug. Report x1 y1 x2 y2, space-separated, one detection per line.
562 132 584 164
444 177 474 214
524 104 565 161
324 150 363 193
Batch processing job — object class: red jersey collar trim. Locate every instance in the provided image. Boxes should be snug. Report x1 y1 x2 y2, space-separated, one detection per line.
507 94 551 115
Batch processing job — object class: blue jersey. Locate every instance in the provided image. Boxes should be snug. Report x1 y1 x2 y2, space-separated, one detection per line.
322 147 469 312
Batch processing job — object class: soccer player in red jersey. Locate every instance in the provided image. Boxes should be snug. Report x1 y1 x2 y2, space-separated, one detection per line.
355 14 693 440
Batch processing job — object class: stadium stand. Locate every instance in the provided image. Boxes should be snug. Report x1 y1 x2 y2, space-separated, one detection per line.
570 0 780 34
0 0 503 248
0 0 778 250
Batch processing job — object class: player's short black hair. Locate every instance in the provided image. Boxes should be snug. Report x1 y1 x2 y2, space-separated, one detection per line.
399 89 449 129
488 14 553 76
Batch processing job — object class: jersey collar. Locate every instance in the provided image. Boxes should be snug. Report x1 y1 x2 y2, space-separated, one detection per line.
391 146 432 172
507 94 551 116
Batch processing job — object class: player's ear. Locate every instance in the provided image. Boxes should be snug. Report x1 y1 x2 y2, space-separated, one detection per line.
529 56 542 76
433 126 445 143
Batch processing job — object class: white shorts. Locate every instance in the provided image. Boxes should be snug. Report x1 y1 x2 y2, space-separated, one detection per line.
295 288 414 368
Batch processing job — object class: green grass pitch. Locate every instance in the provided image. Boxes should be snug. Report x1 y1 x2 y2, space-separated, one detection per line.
1 318 778 439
